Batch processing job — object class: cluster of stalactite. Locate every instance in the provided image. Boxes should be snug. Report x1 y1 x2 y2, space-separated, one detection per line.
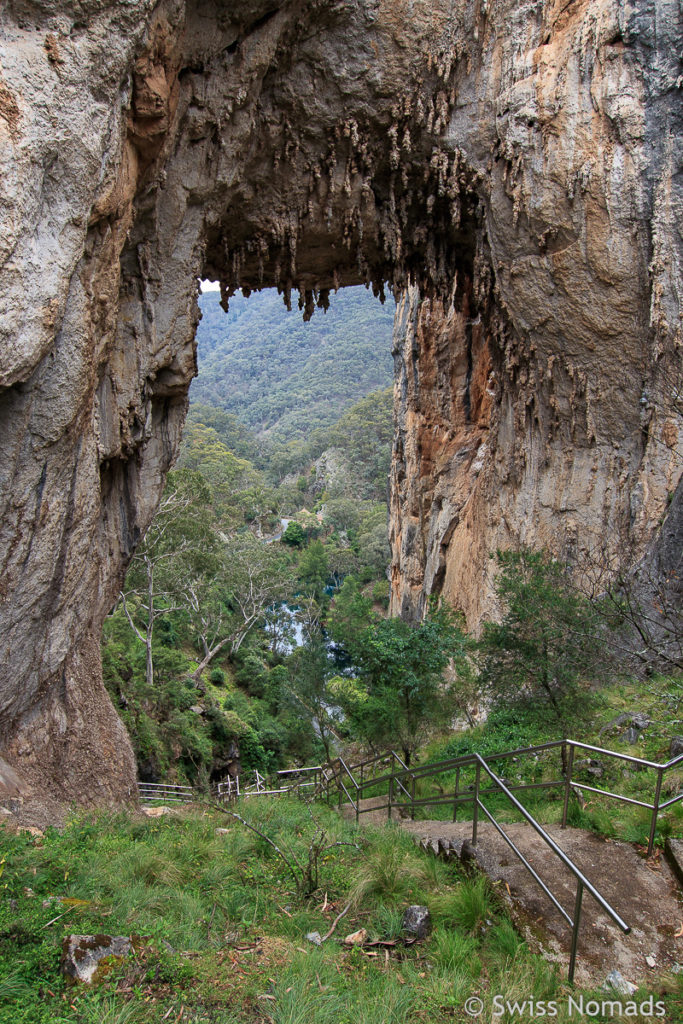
214 43 491 319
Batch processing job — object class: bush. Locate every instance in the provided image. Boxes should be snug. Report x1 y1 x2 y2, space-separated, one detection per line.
479 549 603 734
282 521 305 547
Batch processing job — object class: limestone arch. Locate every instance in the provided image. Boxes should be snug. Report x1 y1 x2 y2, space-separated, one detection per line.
0 0 680 811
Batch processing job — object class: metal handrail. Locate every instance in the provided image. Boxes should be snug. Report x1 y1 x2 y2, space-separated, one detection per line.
338 756 361 821
347 737 683 855
472 753 630 982
320 744 632 980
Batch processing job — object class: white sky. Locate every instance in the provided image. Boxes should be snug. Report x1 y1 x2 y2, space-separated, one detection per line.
200 279 221 291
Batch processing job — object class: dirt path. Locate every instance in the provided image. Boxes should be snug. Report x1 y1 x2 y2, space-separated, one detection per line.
343 801 683 986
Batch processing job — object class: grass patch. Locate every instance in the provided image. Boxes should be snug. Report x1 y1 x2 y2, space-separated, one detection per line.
0 800 680 1022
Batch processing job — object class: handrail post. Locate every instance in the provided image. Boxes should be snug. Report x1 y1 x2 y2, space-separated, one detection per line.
388 752 394 821
561 742 575 829
453 766 460 822
647 768 664 857
411 772 416 820
568 880 584 983
472 760 481 845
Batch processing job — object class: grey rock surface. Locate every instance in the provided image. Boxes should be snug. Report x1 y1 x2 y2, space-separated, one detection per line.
61 934 135 985
401 905 431 939
602 969 638 997
670 737 683 760
0 0 681 807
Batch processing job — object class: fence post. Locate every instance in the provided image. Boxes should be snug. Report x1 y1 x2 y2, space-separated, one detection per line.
568 880 584 984
388 753 394 821
410 772 416 820
453 766 460 823
472 760 481 846
561 742 575 829
647 768 664 857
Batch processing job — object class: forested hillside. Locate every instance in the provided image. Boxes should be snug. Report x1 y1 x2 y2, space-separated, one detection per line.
102 287 398 783
192 286 395 444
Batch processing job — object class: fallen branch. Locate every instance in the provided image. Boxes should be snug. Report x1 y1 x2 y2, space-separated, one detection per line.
42 905 77 929
210 804 303 890
321 902 351 942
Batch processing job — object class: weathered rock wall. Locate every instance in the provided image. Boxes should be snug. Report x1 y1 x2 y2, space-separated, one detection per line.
389 0 683 624
0 0 680 807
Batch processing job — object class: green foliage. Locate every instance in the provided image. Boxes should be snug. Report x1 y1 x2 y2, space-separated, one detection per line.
324 387 394 499
328 577 374 651
105 285 396 787
280 632 341 761
479 549 604 733
297 541 329 602
436 703 548 764
431 876 495 932
185 402 259 460
348 828 432 908
330 603 469 764
282 520 305 547
176 423 255 524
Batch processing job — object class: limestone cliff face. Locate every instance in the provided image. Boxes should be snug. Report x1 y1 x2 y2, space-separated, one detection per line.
389 1 683 626
0 0 680 807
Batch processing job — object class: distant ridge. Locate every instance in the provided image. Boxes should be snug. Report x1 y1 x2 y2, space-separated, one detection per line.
191 286 395 443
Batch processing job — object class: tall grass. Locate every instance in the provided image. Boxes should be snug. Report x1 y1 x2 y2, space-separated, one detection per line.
0 800 680 1023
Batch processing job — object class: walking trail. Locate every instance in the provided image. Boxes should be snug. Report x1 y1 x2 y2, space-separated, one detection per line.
343 797 683 987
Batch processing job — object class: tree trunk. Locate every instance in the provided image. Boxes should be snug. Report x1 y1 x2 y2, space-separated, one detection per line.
191 636 232 683
145 558 155 689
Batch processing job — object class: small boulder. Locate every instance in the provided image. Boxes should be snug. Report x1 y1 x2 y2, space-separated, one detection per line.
600 713 630 736
343 928 367 946
141 806 172 817
401 905 431 939
601 712 650 744
61 934 137 985
305 931 322 946
602 969 637 996
669 736 683 760
0 758 29 799
18 826 43 839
